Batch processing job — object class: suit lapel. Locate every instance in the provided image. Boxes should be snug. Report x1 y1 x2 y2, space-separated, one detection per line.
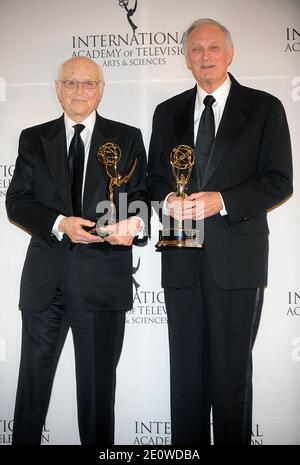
174 87 199 193
202 77 250 187
174 88 196 147
82 113 117 216
41 116 72 213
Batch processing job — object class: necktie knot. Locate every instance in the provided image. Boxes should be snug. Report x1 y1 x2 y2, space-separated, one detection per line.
73 123 85 135
203 95 215 107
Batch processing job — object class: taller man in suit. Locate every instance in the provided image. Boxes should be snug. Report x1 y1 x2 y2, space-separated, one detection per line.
6 56 148 445
147 19 293 445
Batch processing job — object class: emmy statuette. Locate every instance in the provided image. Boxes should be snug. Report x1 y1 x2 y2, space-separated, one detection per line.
95 142 137 236
156 144 203 249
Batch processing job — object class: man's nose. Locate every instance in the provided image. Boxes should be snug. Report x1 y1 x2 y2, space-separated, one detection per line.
75 82 85 94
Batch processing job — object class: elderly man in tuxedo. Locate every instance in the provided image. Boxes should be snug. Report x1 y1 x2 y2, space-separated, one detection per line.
6 56 148 445
148 18 293 445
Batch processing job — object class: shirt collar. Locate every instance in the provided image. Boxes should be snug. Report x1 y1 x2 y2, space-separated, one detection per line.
196 75 231 111
64 111 96 135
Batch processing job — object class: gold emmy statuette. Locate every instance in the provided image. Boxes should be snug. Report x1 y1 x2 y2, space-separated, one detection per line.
93 142 137 236
156 144 203 249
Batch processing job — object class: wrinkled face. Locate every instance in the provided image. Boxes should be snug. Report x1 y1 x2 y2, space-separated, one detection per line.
55 58 104 122
185 23 233 93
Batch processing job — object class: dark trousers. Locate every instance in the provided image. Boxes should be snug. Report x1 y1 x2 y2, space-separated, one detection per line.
12 247 125 445
164 249 263 446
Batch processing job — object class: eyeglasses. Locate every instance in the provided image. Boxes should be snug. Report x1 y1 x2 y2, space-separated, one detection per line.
59 80 101 90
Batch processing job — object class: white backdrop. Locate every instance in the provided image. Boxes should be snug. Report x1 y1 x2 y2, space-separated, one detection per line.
0 0 299 445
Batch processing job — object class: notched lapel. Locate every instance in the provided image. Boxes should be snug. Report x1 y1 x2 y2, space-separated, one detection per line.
41 117 72 212
203 88 249 187
174 88 199 193
82 115 116 216
174 94 195 148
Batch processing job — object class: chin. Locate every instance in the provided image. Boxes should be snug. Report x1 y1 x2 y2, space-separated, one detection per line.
71 106 87 115
199 76 214 86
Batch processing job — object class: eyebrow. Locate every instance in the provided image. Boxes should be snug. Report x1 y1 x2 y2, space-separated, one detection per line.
190 40 222 46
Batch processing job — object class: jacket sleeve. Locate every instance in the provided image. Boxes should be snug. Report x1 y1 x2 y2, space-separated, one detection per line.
221 98 293 223
6 130 62 244
125 127 151 239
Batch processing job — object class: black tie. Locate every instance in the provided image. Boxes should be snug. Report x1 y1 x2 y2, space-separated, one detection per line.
68 124 85 217
195 95 216 184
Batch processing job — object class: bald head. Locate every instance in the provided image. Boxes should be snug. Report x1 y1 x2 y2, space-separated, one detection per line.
57 56 104 82
55 56 105 123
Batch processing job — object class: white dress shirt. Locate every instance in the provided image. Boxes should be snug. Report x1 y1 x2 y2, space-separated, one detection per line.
194 75 231 140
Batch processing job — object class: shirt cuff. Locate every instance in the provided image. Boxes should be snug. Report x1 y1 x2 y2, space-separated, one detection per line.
163 192 176 216
219 193 228 216
52 214 65 241
131 216 146 239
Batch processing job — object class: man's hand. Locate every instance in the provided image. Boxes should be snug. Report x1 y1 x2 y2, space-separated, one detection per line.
99 217 142 246
58 217 103 244
188 192 223 219
167 192 223 220
167 194 194 220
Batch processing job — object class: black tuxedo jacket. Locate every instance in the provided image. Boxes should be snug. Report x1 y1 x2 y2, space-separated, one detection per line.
148 74 293 290
6 112 149 312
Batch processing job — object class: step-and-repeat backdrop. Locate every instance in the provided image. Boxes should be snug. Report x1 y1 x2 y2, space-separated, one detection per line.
0 0 299 445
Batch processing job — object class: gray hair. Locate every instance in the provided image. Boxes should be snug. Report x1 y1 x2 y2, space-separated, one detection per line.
182 18 234 54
